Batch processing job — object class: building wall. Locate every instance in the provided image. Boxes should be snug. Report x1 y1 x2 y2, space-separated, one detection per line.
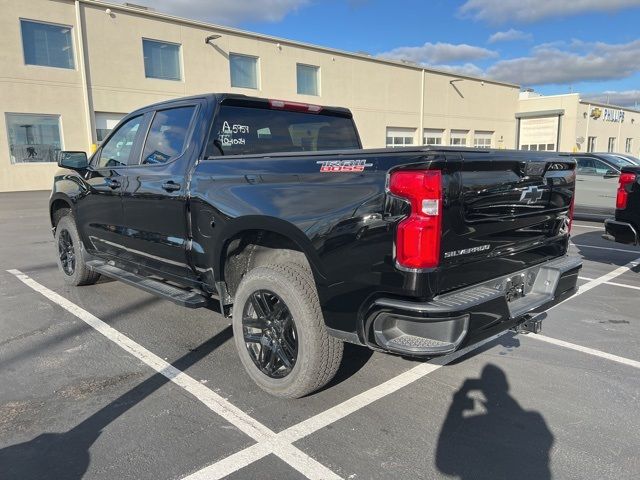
1 0 518 192
518 93 640 155
0 0 90 192
576 101 640 155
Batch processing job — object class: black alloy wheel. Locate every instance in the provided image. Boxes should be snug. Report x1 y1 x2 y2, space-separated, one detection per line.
242 290 298 378
58 229 76 276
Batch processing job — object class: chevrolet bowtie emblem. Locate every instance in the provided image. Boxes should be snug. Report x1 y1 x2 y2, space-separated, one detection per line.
520 186 543 204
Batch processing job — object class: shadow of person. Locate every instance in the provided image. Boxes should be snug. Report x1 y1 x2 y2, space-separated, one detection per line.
0 325 233 480
435 364 554 480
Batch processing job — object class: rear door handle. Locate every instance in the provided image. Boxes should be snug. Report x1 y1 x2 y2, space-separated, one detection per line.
106 178 121 189
162 181 181 192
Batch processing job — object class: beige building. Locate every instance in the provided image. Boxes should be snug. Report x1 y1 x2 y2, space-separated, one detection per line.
3 0 638 193
517 91 640 155
1 0 521 192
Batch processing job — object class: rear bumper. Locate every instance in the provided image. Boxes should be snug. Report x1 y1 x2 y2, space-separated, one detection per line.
603 218 638 246
365 255 582 357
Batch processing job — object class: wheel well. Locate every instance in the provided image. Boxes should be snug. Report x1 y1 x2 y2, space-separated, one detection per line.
223 230 312 298
50 199 71 229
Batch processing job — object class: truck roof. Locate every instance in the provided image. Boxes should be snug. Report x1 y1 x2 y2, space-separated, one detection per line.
129 93 353 118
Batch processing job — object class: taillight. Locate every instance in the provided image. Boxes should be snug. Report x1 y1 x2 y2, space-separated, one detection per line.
388 170 442 270
616 172 637 210
269 99 322 113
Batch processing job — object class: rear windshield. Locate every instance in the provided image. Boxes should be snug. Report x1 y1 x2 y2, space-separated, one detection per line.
205 105 360 157
599 154 635 168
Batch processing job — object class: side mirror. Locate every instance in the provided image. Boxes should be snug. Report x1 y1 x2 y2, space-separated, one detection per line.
58 151 88 170
603 169 619 179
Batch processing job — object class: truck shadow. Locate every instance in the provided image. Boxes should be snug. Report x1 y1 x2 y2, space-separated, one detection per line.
571 230 640 267
435 363 553 480
0 325 233 480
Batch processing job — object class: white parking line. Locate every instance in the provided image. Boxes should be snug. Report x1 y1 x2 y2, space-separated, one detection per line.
7 269 341 480
572 223 604 230
538 256 640 315
10 256 640 480
571 243 640 254
183 331 508 479
531 335 640 369
579 276 640 291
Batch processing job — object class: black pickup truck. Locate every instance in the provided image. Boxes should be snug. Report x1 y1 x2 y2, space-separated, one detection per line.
604 166 640 245
50 94 581 397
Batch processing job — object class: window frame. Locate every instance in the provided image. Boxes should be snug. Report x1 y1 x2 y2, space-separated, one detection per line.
229 53 260 90
92 114 148 170
5 112 64 164
449 129 469 146
473 130 493 149
386 128 416 148
608 137 616 153
423 128 444 146
142 37 183 81
296 63 320 96
20 18 76 70
625 138 633 154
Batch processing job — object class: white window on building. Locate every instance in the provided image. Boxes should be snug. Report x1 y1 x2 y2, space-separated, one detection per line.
230 53 259 89
587 136 596 153
608 137 616 153
474 131 493 149
296 64 319 96
386 128 415 148
423 129 444 145
6 113 62 163
21 19 74 69
142 39 181 81
625 138 633 153
450 130 468 146
95 112 125 143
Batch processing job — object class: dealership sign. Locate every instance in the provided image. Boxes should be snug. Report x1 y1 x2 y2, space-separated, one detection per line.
592 107 624 122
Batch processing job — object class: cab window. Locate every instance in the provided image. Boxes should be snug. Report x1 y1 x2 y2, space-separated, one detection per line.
141 106 196 165
96 115 143 168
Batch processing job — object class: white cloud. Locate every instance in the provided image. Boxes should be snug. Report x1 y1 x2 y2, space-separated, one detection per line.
488 29 532 44
459 0 640 23
581 90 640 108
128 0 310 25
377 42 497 65
429 63 486 77
486 40 640 86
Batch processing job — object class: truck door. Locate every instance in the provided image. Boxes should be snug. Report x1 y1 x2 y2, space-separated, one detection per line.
574 157 619 214
119 103 201 285
76 114 147 259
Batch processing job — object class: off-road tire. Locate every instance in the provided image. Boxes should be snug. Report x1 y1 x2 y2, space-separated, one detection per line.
232 263 343 398
55 214 101 286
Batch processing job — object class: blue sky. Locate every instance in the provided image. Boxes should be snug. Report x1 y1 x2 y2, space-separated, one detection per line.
134 0 640 106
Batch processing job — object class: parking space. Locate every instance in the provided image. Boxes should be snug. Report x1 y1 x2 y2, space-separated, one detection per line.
1 192 639 480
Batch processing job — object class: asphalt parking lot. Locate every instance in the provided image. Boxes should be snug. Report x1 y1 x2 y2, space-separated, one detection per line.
1 190 639 480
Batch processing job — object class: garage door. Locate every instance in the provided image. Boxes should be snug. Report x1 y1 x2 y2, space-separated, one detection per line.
519 116 558 151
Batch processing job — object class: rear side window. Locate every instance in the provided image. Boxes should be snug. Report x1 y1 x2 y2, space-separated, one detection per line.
141 106 195 165
205 105 360 157
576 157 615 175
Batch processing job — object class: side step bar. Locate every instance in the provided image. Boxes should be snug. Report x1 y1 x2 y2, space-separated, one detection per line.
87 260 209 308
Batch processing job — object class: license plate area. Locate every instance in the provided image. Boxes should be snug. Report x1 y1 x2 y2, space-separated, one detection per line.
505 273 527 303
500 265 561 318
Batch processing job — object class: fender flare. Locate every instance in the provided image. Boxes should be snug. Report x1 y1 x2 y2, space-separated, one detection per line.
214 215 326 284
